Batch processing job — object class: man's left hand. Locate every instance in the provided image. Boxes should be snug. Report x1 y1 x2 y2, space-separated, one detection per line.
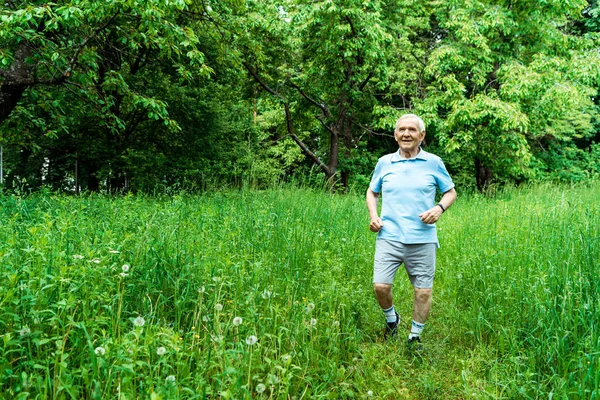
419 206 443 224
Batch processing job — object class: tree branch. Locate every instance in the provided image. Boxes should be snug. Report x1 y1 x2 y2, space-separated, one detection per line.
242 62 286 102
289 81 330 117
283 103 331 175
242 61 331 175
358 71 373 91
63 11 121 79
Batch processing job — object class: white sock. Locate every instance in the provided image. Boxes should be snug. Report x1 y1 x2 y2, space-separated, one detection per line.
382 306 397 323
408 320 424 339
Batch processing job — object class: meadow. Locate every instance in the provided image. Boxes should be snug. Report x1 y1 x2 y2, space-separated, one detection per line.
0 182 599 399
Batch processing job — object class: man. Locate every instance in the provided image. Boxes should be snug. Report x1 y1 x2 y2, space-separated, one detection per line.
366 114 456 346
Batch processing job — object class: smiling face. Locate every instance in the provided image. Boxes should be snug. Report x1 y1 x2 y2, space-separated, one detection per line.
394 116 425 156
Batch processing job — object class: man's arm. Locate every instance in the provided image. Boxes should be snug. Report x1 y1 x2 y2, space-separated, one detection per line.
419 187 457 225
366 188 384 232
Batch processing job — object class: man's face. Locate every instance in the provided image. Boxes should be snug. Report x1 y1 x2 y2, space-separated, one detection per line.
394 117 425 153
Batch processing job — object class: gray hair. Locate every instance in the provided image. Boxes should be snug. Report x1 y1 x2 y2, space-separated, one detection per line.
395 114 425 133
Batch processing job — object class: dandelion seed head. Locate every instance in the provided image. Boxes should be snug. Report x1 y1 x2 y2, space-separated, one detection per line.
94 346 106 356
262 289 272 299
212 276 220 282
166 375 176 382
121 264 130 272
133 316 145 327
72 254 84 259
202 315 210 322
367 390 374 396
310 318 317 327
246 335 258 345
198 286 205 293
233 316 243 326
156 346 166 355
215 303 223 311
332 320 340 327
19 327 31 337
305 303 315 313
281 354 291 363
256 383 266 393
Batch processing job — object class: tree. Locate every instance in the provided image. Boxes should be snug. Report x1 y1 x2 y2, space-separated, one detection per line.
206 0 429 189
413 0 600 190
0 0 211 191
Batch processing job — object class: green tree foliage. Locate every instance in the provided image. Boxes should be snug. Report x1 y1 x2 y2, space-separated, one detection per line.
416 0 600 190
207 0 415 189
1 0 599 192
0 0 211 191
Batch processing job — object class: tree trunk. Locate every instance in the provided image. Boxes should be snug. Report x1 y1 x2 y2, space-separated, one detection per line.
0 44 33 124
475 158 493 192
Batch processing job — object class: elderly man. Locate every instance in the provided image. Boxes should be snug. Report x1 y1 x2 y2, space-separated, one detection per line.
366 114 456 346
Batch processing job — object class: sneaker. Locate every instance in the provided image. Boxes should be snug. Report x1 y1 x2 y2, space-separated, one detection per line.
384 312 400 339
407 336 423 351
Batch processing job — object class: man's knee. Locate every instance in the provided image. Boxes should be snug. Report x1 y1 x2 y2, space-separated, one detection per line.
374 283 392 298
414 287 432 303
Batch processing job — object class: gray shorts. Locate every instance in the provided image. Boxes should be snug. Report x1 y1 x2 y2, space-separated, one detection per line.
373 239 437 288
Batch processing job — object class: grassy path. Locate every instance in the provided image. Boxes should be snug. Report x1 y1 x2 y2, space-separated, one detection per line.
0 183 599 399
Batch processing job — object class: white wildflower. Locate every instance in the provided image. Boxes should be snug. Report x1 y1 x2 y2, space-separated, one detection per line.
246 335 258 346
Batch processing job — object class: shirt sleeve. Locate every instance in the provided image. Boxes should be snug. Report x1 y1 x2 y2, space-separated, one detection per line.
434 158 455 193
369 159 384 194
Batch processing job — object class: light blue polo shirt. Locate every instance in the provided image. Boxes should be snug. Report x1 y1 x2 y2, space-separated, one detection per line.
369 148 454 247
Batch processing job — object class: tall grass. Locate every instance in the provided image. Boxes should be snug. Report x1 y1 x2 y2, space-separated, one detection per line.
0 182 598 399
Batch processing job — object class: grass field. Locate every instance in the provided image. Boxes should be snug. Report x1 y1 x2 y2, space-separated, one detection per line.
1 182 599 399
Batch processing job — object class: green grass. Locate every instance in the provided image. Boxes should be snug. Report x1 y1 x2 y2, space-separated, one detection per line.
0 182 599 399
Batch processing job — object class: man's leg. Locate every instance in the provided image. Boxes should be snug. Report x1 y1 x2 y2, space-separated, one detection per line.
408 287 431 343
374 283 400 338
374 283 393 309
373 240 403 338
412 287 432 323
404 243 436 343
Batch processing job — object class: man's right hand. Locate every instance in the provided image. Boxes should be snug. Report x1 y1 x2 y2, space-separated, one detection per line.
369 217 383 232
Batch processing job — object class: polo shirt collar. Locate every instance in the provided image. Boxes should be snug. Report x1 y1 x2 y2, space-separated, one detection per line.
391 147 429 162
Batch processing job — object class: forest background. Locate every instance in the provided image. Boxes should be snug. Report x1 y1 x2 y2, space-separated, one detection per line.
1 0 600 194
